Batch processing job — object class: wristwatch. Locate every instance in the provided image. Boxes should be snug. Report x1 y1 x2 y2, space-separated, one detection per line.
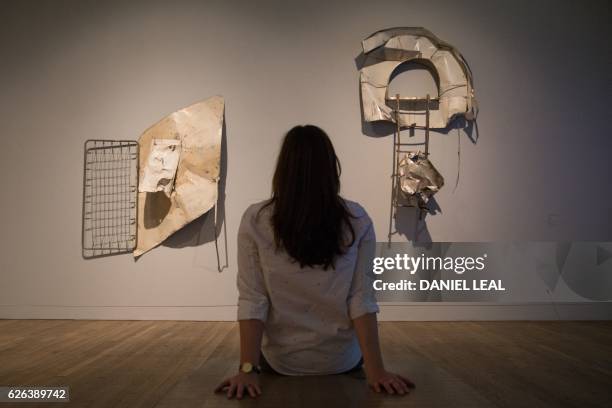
238 362 261 374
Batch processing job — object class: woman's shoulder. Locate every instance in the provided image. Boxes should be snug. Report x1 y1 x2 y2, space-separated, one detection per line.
341 198 372 227
240 199 273 228
244 199 271 214
341 198 367 217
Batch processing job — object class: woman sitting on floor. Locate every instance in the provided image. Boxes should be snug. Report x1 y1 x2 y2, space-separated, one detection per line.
215 125 415 399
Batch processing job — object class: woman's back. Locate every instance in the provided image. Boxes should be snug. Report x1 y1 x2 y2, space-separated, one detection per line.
236 198 378 375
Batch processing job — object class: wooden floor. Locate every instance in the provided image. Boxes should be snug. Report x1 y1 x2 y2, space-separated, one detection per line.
0 320 610 408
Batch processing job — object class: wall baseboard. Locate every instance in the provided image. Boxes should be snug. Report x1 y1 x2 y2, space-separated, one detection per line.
1 303 611 321
0 305 238 321
377 302 612 321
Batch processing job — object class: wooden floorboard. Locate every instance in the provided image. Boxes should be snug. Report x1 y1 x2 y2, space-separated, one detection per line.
0 320 610 407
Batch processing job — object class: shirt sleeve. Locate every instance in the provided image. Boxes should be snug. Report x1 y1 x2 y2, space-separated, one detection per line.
236 208 270 322
347 215 380 319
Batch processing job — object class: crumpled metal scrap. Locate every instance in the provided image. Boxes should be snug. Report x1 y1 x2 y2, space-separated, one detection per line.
139 139 182 197
397 151 444 208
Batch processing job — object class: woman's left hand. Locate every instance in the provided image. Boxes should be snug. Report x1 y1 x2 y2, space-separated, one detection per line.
366 369 415 395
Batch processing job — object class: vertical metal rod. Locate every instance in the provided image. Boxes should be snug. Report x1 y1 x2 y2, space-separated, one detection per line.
387 93 402 247
425 93 430 156
214 202 222 272
81 140 89 258
134 142 139 251
395 93 401 207
419 94 431 221
395 92 401 198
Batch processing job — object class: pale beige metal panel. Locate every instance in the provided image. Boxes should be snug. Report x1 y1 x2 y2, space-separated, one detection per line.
359 27 478 129
134 95 224 257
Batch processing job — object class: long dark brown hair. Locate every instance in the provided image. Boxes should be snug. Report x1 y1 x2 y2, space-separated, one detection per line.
259 125 355 269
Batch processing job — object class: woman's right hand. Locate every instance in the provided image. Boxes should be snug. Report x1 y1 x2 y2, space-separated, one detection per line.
214 372 262 399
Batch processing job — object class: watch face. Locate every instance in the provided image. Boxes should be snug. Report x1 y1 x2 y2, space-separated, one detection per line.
241 362 253 373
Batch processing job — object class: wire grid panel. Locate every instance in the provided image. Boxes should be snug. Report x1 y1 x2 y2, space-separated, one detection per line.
82 140 139 258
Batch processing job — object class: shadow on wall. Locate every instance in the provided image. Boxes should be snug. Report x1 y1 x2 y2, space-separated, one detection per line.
143 191 172 229
355 52 479 243
394 201 440 244
163 118 229 263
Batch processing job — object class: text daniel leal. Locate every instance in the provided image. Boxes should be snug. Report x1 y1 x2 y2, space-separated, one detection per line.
373 279 506 291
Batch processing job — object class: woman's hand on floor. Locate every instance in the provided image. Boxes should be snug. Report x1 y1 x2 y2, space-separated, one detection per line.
366 369 415 395
214 372 262 399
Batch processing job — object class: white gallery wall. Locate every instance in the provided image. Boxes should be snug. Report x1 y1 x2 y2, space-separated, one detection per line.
0 0 610 320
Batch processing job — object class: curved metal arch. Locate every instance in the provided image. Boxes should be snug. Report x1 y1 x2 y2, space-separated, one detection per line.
360 27 478 129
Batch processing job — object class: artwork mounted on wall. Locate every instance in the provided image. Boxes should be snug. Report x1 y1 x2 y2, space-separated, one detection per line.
81 140 139 258
135 96 225 257
358 27 479 242
81 95 225 264
359 27 478 128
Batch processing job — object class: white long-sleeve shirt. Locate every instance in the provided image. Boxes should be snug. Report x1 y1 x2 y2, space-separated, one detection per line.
236 198 379 375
